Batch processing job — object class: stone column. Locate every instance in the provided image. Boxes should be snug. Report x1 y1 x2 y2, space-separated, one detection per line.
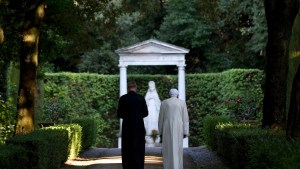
118 64 127 148
119 65 128 97
178 64 188 147
178 64 186 100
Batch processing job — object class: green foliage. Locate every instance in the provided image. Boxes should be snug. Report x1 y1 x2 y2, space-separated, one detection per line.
218 69 264 122
7 129 69 169
158 0 213 48
156 0 267 73
69 118 98 151
44 124 82 160
0 95 16 145
245 0 268 54
287 12 300 113
42 96 67 123
122 0 165 41
0 63 19 144
0 1 24 95
157 0 214 72
203 115 232 150
215 124 272 169
42 69 263 147
186 72 222 145
206 120 300 169
216 0 267 69
3 125 82 169
0 0 24 61
0 0 268 76
43 73 120 147
39 0 87 72
77 44 119 74
186 69 263 145
247 137 300 169
0 144 28 169
213 123 274 169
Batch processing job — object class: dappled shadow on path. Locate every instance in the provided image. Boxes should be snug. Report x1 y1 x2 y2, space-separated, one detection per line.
60 155 163 169
60 147 219 169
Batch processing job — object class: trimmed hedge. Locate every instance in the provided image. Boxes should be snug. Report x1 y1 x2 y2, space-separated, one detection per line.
202 115 232 150
247 137 300 169
0 144 28 169
44 124 82 160
214 124 274 169
7 129 69 169
69 117 97 151
42 69 264 146
203 115 300 169
4 124 81 169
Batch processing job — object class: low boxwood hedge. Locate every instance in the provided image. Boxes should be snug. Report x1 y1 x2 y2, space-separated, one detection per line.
246 137 300 169
203 114 232 150
69 117 97 151
7 129 68 169
203 115 300 169
0 144 28 169
215 124 275 169
43 124 82 160
5 123 82 169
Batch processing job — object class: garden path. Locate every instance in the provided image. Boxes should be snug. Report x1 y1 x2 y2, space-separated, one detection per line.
60 146 229 169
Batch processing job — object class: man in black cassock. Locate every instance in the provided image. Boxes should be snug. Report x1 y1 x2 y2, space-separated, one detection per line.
117 81 148 169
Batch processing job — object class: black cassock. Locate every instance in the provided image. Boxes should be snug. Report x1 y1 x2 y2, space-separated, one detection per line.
117 91 148 169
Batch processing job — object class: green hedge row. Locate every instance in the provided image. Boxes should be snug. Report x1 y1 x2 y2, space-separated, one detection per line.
69 117 98 151
246 137 300 169
203 115 233 150
43 124 82 160
42 69 264 146
0 144 27 169
6 129 69 169
1 124 82 169
203 115 300 169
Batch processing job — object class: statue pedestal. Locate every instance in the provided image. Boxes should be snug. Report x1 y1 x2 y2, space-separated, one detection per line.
146 142 162 147
145 136 161 147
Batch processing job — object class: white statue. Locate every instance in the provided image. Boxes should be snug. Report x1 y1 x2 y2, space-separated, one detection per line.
144 81 161 136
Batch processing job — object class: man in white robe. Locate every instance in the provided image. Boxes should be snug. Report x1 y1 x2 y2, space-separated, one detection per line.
158 88 189 169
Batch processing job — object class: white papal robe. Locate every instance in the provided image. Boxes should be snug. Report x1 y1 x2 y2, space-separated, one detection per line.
158 97 189 169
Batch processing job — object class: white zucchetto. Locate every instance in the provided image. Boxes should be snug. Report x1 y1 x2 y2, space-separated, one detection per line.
169 88 179 97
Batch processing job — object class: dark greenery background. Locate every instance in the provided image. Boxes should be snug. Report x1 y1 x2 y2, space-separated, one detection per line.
0 0 267 96
40 69 263 147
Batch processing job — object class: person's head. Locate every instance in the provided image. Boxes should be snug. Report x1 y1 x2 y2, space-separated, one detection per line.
128 81 137 92
169 88 179 98
148 81 156 92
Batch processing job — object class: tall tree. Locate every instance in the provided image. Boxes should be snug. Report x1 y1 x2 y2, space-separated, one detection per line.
0 26 4 94
287 11 300 139
0 27 3 44
0 0 24 98
15 0 45 134
157 0 214 72
262 0 299 128
157 0 267 73
287 68 300 138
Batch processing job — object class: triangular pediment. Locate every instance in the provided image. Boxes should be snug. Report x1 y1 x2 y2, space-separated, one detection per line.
115 39 189 54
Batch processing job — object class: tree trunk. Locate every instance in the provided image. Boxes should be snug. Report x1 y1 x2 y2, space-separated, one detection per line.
287 66 300 138
0 27 4 44
0 27 5 98
262 0 299 128
15 0 45 134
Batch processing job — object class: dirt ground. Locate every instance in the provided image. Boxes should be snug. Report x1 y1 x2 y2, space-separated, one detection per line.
60 146 229 169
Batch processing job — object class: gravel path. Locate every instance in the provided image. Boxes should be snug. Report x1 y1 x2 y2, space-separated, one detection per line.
60 146 229 169
186 146 229 169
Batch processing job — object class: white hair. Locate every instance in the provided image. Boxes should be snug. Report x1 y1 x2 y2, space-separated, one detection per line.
169 88 179 97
